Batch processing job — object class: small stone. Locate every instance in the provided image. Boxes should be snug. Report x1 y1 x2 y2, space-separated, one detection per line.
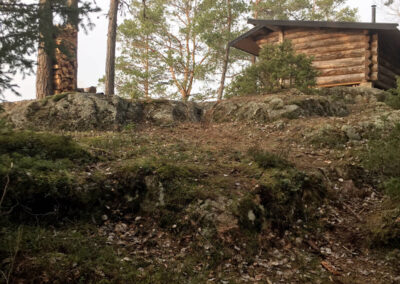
248 210 256 222
101 214 108 221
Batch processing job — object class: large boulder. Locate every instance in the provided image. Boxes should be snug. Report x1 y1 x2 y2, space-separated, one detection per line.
1 93 203 131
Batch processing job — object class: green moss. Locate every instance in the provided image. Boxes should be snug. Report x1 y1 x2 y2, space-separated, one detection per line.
362 123 400 178
309 127 348 149
234 195 263 232
0 130 91 161
258 168 326 232
368 205 400 248
248 147 292 170
0 225 148 283
0 129 99 222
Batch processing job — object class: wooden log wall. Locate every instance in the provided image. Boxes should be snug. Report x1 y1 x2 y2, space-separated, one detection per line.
375 34 400 89
53 25 78 94
256 27 373 87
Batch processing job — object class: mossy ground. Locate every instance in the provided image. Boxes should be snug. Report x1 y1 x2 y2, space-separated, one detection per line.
1 108 400 282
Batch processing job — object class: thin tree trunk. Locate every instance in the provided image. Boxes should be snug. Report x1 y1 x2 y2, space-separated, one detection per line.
251 0 261 65
105 0 119 96
143 0 149 98
145 36 149 98
68 0 78 90
36 0 53 99
217 0 232 101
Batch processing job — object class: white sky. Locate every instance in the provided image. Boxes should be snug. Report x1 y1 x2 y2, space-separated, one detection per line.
2 0 397 102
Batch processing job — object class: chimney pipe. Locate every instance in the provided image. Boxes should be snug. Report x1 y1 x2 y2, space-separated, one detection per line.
372 5 377 23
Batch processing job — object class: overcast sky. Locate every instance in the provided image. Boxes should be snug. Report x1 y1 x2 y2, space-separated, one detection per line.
3 0 396 102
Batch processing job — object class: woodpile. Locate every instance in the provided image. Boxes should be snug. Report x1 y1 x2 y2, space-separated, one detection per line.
53 25 77 94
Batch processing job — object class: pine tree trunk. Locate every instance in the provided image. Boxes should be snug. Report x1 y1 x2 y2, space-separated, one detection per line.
217 46 230 100
217 0 232 101
68 0 78 91
36 0 53 99
143 0 149 98
105 0 119 96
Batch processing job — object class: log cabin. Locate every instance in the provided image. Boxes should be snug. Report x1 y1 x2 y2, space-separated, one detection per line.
230 17 400 89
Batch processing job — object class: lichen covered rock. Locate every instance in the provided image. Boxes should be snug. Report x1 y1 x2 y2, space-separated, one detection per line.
1 93 203 131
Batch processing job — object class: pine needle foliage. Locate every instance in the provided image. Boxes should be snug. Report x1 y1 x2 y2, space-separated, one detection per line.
226 40 318 97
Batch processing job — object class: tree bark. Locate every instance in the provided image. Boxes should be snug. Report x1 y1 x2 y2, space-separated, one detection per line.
217 0 231 101
36 0 54 99
251 0 261 64
68 0 78 90
105 0 119 96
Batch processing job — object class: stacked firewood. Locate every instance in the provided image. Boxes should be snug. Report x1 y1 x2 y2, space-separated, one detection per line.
53 25 78 94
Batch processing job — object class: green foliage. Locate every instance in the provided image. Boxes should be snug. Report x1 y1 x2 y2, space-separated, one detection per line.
369 206 400 248
243 147 326 233
362 123 400 178
384 178 400 201
0 129 97 222
226 41 318 97
257 169 326 232
0 225 142 282
0 130 90 161
0 0 99 97
361 123 400 247
248 147 292 170
252 0 358 21
116 0 167 99
309 127 348 149
385 77 400 109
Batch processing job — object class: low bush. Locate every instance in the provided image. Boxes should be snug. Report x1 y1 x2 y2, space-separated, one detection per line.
309 128 348 149
257 169 326 232
385 77 400 110
362 123 400 178
361 123 400 247
248 147 292 170
226 40 318 97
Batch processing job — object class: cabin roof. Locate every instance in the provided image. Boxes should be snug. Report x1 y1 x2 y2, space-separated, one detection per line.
230 19 400 56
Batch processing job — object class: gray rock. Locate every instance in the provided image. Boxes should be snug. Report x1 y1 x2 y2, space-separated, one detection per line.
269 98 284 109
341 125 361 141
2 93 203 131
209 95 348 123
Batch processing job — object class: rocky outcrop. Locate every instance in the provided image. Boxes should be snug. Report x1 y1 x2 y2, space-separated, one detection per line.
1 92 203 131
207 94 349 123
1 87 395 131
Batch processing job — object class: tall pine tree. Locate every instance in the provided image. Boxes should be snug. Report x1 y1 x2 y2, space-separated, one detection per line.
116 0 166 99
0 0 98 98
252 0 358 21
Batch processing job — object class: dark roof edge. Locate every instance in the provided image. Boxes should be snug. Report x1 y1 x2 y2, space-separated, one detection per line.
228 25 266 47
247 19 399 31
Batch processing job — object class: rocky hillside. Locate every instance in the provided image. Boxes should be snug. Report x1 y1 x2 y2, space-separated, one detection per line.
1 87 400 283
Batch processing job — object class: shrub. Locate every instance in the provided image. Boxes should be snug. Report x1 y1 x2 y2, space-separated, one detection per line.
257 169 326 232
385 77 400 109
226 40 318 97
309 128 348 149
362 123 400 178
247 147 292 169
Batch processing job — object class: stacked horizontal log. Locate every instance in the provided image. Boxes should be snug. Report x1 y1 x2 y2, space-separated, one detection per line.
256 27 377 87
375 34 400 89
53 25 77 94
